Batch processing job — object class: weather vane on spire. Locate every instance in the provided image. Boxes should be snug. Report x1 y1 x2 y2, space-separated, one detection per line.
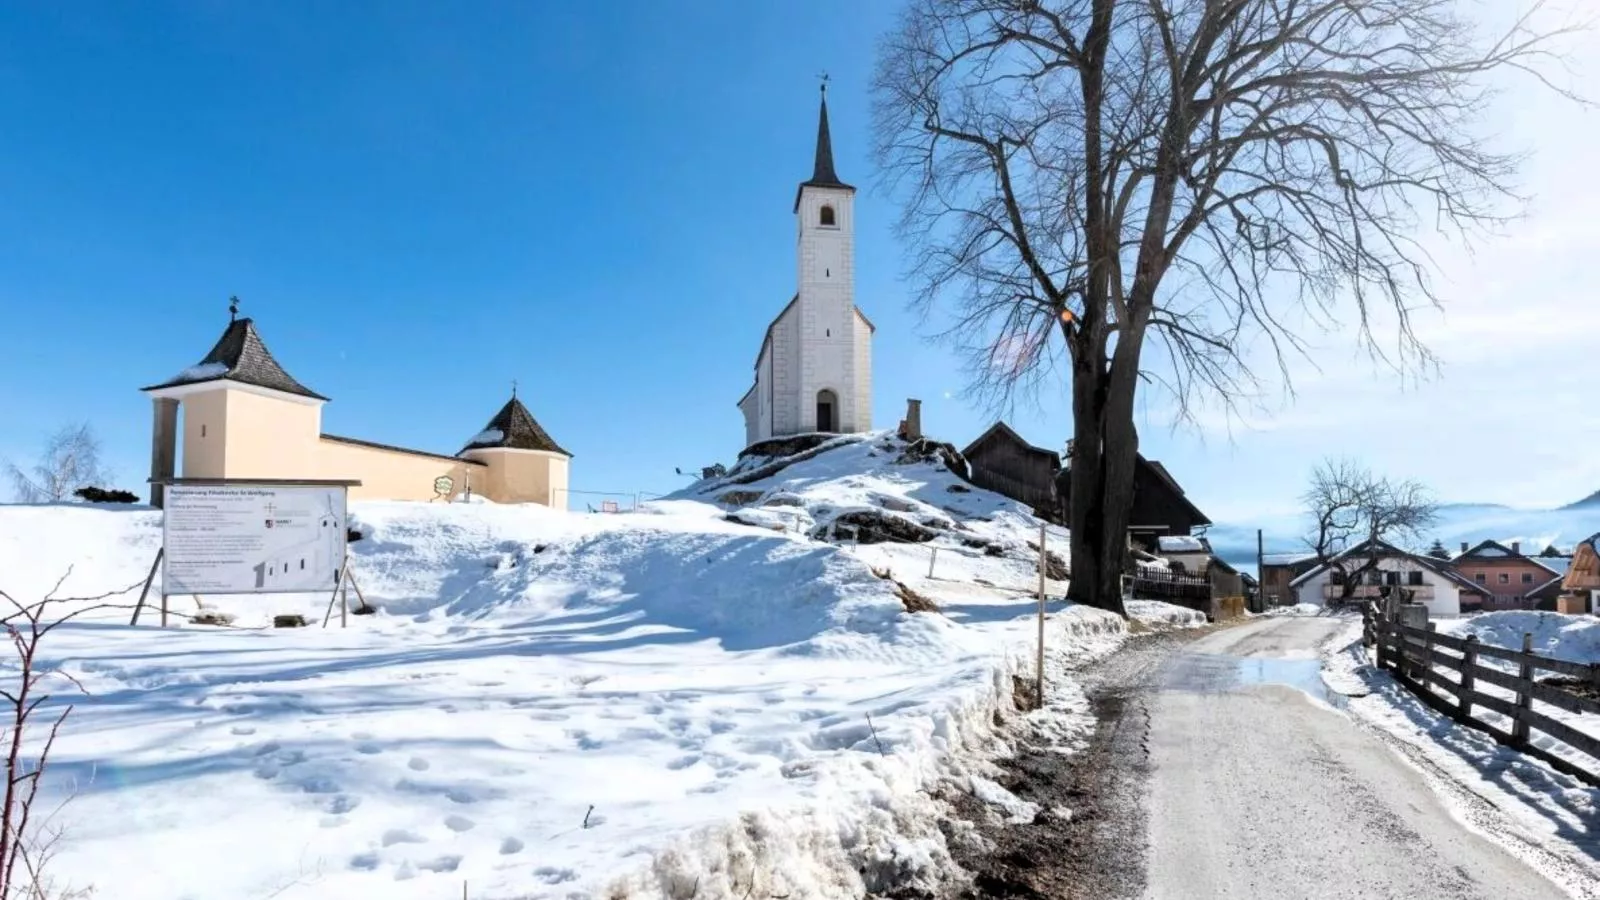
228 295 240 322
818 71 830 97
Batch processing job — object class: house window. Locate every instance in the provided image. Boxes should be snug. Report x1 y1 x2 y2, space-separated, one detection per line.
1521 572 1534 584
1384 571 1400 586
820 205 836 226
1474 573 1486 584
1330 571 1345 585
1408 571 1424 586
1498 573 1510 585
1367 571 1384 586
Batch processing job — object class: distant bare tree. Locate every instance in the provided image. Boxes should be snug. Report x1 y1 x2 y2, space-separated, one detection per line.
873 0 1580 613
5 426 108 505
1302 458 1437 606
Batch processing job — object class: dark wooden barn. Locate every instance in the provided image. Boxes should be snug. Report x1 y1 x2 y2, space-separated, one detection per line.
961 422 1061 517
1054 452 1211 542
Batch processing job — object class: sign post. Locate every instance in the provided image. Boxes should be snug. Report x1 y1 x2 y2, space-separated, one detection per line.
150 479 360 626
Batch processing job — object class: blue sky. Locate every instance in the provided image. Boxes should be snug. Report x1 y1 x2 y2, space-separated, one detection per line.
2 1 1597 526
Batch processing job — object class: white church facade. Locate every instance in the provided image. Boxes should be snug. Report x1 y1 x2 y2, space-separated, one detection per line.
738 89 873 447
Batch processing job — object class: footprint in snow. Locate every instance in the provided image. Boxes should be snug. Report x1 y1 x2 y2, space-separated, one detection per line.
354 741 384 755
382 829 427 847
230 725 256 736
499 837 524 855
407 757 430 771
349 852 380 871
323 795 360 814
535 866 577 884
444 815 475 833
252 741 282 757
666 754 701 770
417 855 462 873
253 763 280 780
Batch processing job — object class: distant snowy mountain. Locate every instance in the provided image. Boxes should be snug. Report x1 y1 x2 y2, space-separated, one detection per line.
1209 502 1600 575
1562 489 1600 510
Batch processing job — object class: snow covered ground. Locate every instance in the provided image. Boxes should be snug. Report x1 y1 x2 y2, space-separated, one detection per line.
1318 614 1600 895
0 433 1191 900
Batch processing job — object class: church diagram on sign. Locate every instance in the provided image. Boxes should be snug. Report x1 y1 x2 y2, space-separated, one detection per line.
252 492 345 590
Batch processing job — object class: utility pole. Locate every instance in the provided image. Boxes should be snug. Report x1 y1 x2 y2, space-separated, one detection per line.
1256 528 1265 611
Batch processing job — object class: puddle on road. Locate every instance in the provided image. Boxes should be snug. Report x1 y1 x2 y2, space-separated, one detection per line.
1164 653 1349 709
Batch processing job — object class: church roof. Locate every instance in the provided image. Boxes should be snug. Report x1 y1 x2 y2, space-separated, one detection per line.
460 394 570 457
142 317 328 401
794 91 855 210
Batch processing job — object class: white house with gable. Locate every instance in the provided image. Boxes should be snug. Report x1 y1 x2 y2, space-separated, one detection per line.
1288 538 1490 617
738 87 874 447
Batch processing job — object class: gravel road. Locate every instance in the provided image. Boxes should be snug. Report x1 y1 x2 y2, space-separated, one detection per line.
936 615 1581 900
1143 616 1571 900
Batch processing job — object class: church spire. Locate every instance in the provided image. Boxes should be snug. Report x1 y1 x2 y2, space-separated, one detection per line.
795 79 854 209
811 80 843 186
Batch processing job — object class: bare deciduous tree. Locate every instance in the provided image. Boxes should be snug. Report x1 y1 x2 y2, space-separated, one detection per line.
1301 458 1437 606
5 427 108 505
0 569 136 900
872 0 1580 613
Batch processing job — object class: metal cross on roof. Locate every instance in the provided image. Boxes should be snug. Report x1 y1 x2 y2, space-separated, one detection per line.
818 71 830 96
229 295 240 321
511 378 518 398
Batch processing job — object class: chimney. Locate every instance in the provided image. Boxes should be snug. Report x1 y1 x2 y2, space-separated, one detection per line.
1511 541 1521 554
1460 541 1468 553
900 399 922 441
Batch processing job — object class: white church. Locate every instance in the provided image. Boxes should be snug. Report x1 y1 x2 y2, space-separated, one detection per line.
738 88 873 447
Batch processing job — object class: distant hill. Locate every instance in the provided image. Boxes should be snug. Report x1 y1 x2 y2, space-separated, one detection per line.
1561 489 1600 510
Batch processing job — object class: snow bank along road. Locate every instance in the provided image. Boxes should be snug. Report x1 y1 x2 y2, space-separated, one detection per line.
1143 617 1571 900
956 616 1583 900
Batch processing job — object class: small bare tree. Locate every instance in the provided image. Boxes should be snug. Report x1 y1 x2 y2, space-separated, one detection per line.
5 427 109 505
1302 458 1437 606
873 0 1581 613
0 569 134 900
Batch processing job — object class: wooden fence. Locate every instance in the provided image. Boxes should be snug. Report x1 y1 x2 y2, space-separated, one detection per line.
1362 604 1600 787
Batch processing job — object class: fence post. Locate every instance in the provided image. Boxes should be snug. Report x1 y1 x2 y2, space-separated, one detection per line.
1421 622 1436 688
1458 635 1478 723
1512 632 1534 747
1373 610 1386 670
928 547 938 580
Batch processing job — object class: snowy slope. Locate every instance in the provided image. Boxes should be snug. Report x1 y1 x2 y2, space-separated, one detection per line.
0 434 1168 900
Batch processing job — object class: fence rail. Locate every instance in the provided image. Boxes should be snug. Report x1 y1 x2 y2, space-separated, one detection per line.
1362 604 1600 787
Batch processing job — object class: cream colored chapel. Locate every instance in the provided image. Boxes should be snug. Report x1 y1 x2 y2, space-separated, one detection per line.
738 89 874 447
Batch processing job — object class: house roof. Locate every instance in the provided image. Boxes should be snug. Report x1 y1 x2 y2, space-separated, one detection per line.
1261 552 1317 567
793 92 855 211
962 421 1061 468
459 395 570 457
1456 539 1564 577
1288 538 1490 596
1157 535 1208 553
751 298 876 370
142 317 327 401
1053 452 1213 528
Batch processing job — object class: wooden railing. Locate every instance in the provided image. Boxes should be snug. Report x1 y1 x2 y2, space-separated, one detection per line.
1362 604 1600 786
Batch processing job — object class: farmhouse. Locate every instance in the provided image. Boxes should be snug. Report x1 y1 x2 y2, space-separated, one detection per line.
961 422 1060 517
1449 539 1565 611
143 313 570 508
1289 538 1491 617
1559 533 1600 614
1055 449 1211 541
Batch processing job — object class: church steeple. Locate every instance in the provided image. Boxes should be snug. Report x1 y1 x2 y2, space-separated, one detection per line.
810 87 844 186
795 81 855 210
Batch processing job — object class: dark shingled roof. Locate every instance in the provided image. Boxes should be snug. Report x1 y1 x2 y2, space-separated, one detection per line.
142 317 328 401
460 395 570 457
794 93 855 210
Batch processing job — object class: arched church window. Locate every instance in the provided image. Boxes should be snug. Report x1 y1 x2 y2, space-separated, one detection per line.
820 205 836 227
